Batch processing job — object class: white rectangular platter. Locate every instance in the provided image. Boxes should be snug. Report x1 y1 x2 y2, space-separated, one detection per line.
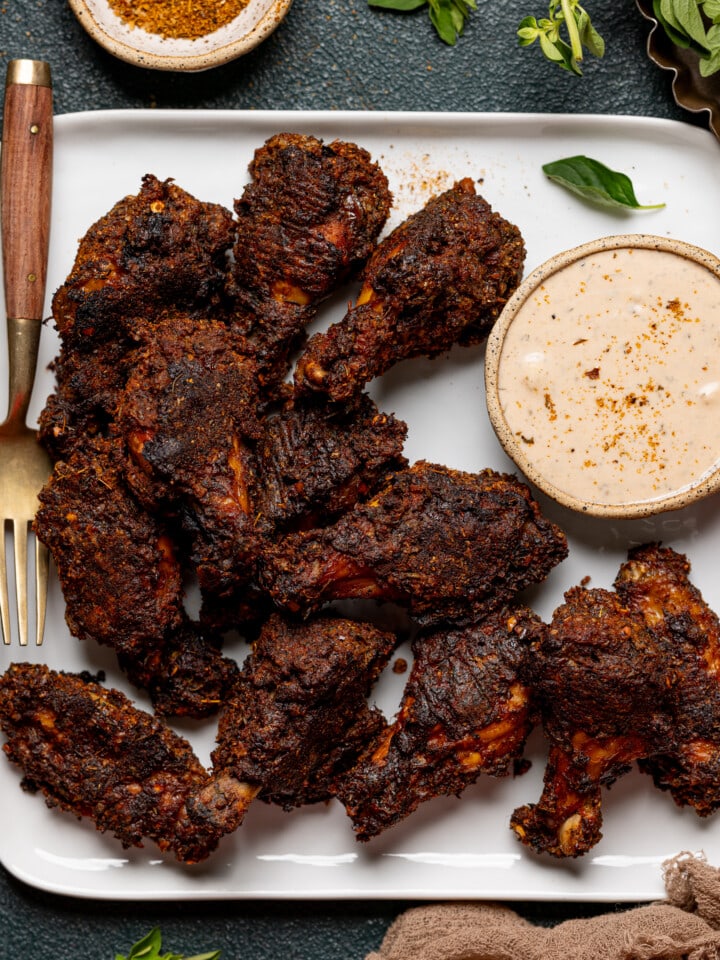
1 109 719 902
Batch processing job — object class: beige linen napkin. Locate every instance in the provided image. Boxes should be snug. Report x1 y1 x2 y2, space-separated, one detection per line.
367 854 720 960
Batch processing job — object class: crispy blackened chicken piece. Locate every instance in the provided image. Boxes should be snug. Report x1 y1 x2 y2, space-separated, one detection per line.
117 615 239 720
117 314 262 600
511 544 720 859
228 133 392 395
255 393 408 532
259 461 568 628
197 394 407 633
34 436 237 717
334 605 545 840
38 339 131 461
0 664 253 862
52 174 235 352
35 435 184 651
294 178 525 402
211 613 396 808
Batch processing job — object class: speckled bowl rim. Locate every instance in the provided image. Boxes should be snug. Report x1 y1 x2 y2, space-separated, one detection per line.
485 233 720 519
67 0 293 72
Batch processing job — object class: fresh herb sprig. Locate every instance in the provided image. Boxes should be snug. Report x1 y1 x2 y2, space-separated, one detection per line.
116 927 221 960
517 0 605 74
542 156 666 210
367 0 477 45
653 0 720 76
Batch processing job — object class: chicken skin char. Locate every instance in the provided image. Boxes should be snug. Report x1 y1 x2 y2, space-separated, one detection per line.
334 605 545 841
294 178 526 402
511 544 720 859
0 612 397 860
259 460 568 628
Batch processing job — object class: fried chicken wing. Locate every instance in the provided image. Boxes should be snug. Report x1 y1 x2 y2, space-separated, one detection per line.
511 544 720 858
294 178 526 402
0 664 254 862
334 605 544 840
52 174 235 351
211 613 396 808
259 461 568 627
228 133 392 395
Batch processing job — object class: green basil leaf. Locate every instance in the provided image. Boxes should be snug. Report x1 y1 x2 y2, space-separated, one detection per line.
659 0 690 35
117 930 221 960
542 156 666 210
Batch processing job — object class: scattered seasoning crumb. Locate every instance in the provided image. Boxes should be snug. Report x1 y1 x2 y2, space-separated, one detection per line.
392 658 408 675
108 0 249 39
580 575 591 587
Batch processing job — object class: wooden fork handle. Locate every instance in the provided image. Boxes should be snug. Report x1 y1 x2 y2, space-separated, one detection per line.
2 60 53 324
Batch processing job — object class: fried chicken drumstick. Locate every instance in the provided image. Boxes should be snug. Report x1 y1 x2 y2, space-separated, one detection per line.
294 178 525 402
511 544 720 858
259 461 568 628
228 133 392 395
334 605 545 840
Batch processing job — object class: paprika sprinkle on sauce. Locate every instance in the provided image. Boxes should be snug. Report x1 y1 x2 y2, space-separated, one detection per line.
107 0 250 39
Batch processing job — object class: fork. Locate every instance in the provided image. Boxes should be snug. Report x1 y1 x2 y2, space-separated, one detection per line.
0 60 53 646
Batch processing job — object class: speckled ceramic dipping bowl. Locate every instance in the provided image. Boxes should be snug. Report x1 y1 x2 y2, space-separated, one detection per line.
485 234 720 519
67 0 293 71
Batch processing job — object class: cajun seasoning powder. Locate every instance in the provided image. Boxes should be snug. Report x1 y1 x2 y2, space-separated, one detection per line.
108 0 250 39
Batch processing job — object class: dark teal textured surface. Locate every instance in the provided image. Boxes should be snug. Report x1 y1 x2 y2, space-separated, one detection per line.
0 1 710 956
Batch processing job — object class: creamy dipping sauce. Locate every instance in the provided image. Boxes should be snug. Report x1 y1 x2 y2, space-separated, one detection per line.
492 243 720 511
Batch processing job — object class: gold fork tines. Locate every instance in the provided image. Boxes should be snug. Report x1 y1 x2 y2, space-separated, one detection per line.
0 520 49 646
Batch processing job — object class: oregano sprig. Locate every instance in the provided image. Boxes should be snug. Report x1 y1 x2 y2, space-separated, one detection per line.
115 927 221 960
367 0 477 45
517 0 605 74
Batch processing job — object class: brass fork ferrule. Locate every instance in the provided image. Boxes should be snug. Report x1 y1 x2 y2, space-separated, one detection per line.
5 60 52 88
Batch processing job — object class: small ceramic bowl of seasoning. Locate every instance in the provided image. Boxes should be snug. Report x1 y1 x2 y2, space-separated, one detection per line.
68 0 292 71
485 234 720 519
